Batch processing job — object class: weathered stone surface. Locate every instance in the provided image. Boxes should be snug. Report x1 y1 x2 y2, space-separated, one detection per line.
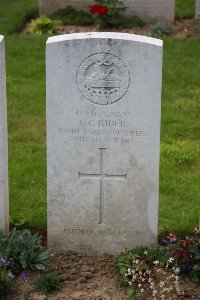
196 0 200 18
40 0 175 23
46 32 163 255
0 36 9 234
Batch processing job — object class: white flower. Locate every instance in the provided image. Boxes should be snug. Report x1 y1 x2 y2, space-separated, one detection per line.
168 257 174 263
144 251 148 255
153 260 159 266
159 281 165 288
141 288 144 293
138 283 142 288
128 281 132 285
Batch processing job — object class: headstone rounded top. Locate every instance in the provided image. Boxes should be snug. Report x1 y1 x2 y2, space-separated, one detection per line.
47 32 163 47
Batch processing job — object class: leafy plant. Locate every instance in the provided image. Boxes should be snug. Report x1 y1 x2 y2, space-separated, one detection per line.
35 273 60 294
27 16 61 35
116 245 182 299
51 6 93 26
0 257 16 296
89 0 126 28
0 229 48 273
150 20 172 37
162 229 200 282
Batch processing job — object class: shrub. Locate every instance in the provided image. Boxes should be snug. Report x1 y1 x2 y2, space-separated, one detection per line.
0 229 48 273
150 21 172 37
116 245 182 299
89 0 126 28
162 229 200 282
27 16 61 35
51 6 93 26
35 273 60 294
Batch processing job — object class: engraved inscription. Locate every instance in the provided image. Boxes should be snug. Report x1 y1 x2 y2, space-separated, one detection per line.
77 53 130 105
78 148 127 225
64 228 141 238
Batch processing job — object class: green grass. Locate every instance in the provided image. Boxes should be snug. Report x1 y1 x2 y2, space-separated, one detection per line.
6 35 47 229
0 0 38 35
5 36 200 235
176 0 195 19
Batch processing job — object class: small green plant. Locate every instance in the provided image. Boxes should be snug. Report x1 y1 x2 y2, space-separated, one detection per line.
0 257 16 296
0 229 48 273
51 6 93 26
27 16 61 35
150 20 172 37
116 245 182 299
35 273 60 294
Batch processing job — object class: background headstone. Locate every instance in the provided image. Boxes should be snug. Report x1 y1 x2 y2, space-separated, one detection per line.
40 0 175 23
47 32 163 255
0 35 9 234
196 0 200 18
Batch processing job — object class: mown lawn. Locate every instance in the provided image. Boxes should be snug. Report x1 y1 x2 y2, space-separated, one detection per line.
176 0 195 19
5 35 200 234
0 0 38 35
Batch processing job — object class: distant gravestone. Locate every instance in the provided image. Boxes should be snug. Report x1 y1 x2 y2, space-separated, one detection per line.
196 0 200 18
40 0 175 23
47 32 163 255
0 36 9 234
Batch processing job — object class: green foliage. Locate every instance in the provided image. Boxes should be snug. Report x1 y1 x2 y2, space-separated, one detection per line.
176 0 195 19
103 15 144 28
27 16 61 35
89 0 126 28
163 229 200 282
0 0 38 35
51 6 93 26
0 229 48 273
52 5 144 28
127 288 138 300
150 21 172 37
35 273 61 294
116 244 182 299
0 258 16 296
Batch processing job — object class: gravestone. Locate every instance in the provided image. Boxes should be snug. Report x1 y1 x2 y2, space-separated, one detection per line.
196 0 200 18
0 36 9 234
40 0 175 23
47 32 163 255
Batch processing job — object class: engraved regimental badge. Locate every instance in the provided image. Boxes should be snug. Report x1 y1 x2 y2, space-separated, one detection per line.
76 53 130 105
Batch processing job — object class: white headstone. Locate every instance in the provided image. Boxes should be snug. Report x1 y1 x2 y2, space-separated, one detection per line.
40 0 175 23
0 36 9 234
47 32 163 255
196 0 200 18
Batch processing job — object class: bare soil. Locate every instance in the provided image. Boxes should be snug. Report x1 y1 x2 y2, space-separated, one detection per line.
58 19 194 38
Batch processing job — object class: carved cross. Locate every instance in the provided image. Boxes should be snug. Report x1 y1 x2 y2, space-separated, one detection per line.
78 148 127 224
